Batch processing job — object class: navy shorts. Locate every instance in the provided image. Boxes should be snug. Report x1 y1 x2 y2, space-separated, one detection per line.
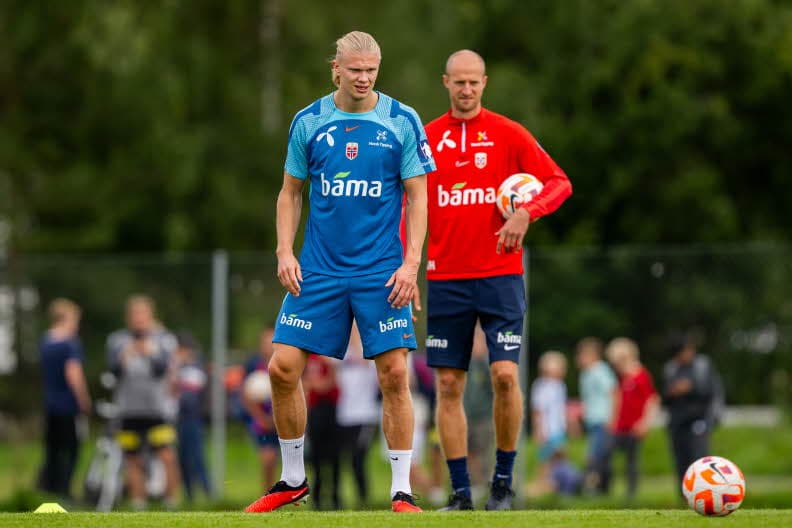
427 275 526 370
273 270 417 359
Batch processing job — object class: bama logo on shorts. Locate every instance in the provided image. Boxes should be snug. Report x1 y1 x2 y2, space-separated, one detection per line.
426 335 449 349
497 331 521 350
378 317 408 333
279 312 313 330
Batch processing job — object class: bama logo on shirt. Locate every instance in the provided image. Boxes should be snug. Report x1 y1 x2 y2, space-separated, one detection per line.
320 172 382 198
437 182 496 207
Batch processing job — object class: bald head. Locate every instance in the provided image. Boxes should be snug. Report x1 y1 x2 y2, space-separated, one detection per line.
445 49 486 76
443 49 488 119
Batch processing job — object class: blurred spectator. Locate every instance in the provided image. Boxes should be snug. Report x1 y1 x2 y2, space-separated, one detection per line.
407 351 436 498
529 351 568 495
604 337 659 499
107 294 179 509
173 333 212 502
463 322 494 497
662 332 724 485
38 298 91 498
241 327 279 492
303 354 341 510
335 321 380 508
575 336 617 494
549 449 583 496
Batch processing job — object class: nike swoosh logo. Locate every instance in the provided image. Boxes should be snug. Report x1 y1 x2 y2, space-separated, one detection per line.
455 160 470 167
504 344 520 351
345 126 360 132
390 456 399 461
403 333 414 339
290 492 304 500
295 444 303 449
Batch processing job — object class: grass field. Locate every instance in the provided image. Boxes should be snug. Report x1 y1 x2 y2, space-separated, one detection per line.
1 510 792 528
2 423 791 512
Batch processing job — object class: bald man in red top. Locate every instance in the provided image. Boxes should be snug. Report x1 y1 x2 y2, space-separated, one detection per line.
425 50 571 511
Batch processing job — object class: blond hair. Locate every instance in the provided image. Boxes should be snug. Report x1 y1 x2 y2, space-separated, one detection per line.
49 298 81 325
332 31 381 86
606 337 639 367
538 350 567 378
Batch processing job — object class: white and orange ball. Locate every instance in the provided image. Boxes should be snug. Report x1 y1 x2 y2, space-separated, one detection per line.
496 173 544 219
243 370 272 403
682 456 746 516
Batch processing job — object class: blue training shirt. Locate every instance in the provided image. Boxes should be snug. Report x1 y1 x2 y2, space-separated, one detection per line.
39 333 84 416
285 92 435 276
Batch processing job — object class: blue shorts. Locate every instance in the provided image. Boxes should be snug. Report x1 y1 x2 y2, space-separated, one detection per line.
273 270 417 359
250 428 279 448
427 275 525 370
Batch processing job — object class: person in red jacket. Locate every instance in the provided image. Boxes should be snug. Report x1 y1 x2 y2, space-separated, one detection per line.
424 49 572 511
604 337 659 499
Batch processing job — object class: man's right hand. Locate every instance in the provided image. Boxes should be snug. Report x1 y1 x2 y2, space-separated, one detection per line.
277 251 303 296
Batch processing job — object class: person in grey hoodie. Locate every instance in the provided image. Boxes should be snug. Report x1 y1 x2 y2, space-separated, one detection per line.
107 294 179 509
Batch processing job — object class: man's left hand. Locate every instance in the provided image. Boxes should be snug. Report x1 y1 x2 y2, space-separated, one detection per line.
386 261 420 309
496 208 531 254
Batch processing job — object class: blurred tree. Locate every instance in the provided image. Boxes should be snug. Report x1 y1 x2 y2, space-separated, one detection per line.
0 0 791 252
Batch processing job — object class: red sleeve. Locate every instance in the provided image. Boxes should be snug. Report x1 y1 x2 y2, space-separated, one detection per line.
641 368 657 397
513 125 572 220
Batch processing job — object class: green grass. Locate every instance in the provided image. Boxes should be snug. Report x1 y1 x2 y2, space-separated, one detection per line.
2 424 792 512
1 510 791 528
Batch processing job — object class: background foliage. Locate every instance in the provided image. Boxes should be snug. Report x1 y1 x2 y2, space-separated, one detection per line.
2 0 791 251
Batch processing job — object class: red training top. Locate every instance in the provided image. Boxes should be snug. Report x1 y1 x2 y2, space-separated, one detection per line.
304 355 339 409
613 366 657 434
424 108 572 280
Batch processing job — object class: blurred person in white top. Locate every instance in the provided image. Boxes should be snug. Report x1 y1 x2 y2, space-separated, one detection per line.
530 351 568 494
336 321 381 508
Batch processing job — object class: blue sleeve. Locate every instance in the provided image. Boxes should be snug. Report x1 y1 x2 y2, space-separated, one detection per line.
284 115 309 179
67 338 84 363
399 107 435 180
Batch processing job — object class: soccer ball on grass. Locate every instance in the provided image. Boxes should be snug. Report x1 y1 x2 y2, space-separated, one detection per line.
682 455 745 516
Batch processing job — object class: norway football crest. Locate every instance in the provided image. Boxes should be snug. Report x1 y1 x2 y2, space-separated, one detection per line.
475 152 487 169
345 142 359 160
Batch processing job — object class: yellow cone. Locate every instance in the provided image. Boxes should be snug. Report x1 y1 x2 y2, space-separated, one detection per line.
34 502 67 513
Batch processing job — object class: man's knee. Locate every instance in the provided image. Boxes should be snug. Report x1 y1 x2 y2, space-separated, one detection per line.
436 369 465 401
268 352 303 389
377 359 409 394
490 361 519 394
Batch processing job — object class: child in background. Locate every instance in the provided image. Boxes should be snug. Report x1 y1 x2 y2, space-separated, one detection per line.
604 337 659 499
173 333 212 501
529 351 568 495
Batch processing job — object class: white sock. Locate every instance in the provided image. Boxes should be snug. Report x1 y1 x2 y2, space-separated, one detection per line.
388 449 413 498
279 436 306 487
